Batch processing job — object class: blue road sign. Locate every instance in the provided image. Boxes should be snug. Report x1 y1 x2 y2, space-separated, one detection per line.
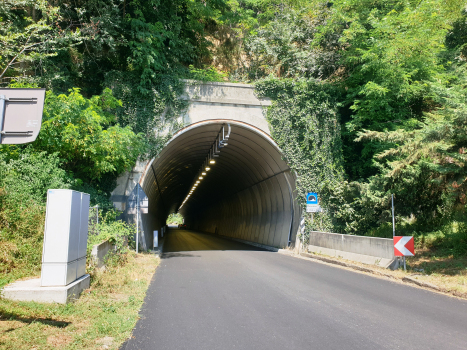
306 192 318 205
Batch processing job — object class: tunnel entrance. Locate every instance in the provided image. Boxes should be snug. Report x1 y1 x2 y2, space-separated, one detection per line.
138 120 299 250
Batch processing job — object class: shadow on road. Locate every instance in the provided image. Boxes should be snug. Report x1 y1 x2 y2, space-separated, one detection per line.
161 229 267 258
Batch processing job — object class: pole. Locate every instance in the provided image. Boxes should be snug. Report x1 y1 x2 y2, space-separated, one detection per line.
391 194 395 238
136 185 139 254
96 205 99 234
403 256 406 272
0 95 6 144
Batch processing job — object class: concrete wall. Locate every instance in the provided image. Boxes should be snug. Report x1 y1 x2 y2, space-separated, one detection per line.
90 240 115 268
307 231 396 268
180 80 271 134
309 231 394 259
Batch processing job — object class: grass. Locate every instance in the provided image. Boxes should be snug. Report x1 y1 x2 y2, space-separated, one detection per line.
305 247 467 298
402 248 467 297
0 251 158 350
359 217 467 295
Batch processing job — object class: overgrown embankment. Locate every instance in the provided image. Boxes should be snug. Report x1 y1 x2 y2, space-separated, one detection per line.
1 0 466 281
250 1 467 271
0 89 142 286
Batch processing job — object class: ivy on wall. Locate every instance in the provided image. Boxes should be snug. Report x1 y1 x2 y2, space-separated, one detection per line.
256 77 344 235
105 72 189 159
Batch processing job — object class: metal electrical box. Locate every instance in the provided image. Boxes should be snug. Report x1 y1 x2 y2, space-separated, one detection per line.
41 190 90 286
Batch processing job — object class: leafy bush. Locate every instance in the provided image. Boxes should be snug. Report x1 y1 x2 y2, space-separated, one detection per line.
32 88 145 183
244 6 339 80
87 216 134 257
167 213 183 225
188 65 228 82
87 211 135 270
0 150 72 286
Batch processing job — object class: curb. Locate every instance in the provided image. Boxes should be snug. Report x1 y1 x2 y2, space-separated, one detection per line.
402 276 440 291
299 251 467 299
197 231 294 255
299 252 395 279
227 237 293 255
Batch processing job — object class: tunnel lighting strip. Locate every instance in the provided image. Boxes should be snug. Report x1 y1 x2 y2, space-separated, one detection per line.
178 124 231 211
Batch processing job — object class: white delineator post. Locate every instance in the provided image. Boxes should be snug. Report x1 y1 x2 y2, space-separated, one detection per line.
154 230 158 248
41 190 90 286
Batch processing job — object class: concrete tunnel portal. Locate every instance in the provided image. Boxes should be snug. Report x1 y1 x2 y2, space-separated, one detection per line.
138 120 300 250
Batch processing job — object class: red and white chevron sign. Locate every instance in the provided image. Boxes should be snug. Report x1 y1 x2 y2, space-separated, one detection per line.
394 236 415 256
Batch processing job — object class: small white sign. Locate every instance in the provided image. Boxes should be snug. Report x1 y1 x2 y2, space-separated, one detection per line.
307 204 320 213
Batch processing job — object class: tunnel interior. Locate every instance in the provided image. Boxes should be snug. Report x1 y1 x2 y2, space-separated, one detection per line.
139 120 300 250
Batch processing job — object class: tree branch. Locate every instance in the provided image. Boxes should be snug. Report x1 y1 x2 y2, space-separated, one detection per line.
0 40 45 79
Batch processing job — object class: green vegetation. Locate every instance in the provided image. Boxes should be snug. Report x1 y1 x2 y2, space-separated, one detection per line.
166 213 184 225
0 88 143 286
251 1 467 257
256 77 343 232
0 0 466 286
0 151 71 286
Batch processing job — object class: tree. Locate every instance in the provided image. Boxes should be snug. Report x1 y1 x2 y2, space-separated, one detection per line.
315 0 466 179
32 88 145 183
0 0 80 83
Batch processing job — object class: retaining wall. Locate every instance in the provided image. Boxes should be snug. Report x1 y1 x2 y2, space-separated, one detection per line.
90 240 115 268
307 231 397 269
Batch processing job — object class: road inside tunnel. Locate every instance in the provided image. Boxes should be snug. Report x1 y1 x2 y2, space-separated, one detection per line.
122 228 467 350
139 120 300 251
162 227 266 254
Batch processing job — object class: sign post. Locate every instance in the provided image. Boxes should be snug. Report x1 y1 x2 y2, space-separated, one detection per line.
127 184 149 253
306 192 320 233
392 194 395 238
136 186 139 253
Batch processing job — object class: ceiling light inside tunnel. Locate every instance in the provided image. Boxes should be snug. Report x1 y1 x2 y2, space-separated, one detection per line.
178 123 231 211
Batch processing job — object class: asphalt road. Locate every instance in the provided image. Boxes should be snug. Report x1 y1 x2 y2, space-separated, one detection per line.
122 229 467 350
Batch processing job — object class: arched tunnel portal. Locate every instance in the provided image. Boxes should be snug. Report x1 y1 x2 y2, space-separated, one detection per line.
139 120 300 250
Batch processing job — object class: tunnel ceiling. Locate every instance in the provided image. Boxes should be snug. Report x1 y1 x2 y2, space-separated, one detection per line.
142 121 291 218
